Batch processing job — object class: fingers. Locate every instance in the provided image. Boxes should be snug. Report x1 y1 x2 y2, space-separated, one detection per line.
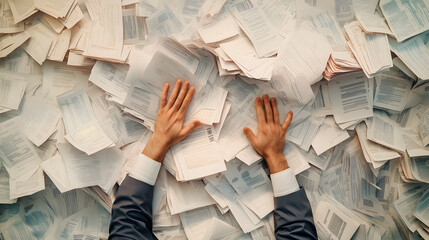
180 120 201 139
263 94 273 123
167 79 182 109
271 97 280 124
255 97 265 125
281 111 293 132
243 127 256 145
179 86 195 114
160 83 169 108
172 81 189 111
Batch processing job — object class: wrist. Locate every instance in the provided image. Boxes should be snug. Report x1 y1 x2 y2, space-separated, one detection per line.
142 135 169 163
265 153 289 174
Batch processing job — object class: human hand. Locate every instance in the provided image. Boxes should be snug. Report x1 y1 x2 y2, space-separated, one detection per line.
243 94 293 174
142 79 201 162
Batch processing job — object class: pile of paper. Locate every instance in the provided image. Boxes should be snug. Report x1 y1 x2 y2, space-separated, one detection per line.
0 0 429 239
0 183 112 240
344 21 392 78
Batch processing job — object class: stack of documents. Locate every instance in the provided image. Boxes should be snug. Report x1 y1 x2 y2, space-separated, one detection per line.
306 10 361 80
323 48 361 80
0 0 429 239
344 21 393 78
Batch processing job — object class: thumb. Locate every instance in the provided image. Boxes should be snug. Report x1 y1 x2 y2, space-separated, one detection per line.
243 127 256 145
281 111 293 132
180 120 201 138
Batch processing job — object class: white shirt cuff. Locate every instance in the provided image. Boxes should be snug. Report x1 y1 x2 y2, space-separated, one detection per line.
129 153 161 186
271 168 300 197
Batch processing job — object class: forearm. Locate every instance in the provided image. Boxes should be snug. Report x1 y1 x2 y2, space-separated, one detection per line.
109 153 161 239
274 188 317 240
270 167 317 239
265 153 290 174
142 135 169 163
109 176 156 240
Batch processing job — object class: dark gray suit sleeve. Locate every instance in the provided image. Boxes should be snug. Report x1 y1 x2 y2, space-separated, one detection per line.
109 175 156 240
274 187 318 240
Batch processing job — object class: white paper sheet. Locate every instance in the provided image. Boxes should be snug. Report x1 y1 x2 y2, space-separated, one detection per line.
0 118 41 181
57 86 114 155
328 72 374 124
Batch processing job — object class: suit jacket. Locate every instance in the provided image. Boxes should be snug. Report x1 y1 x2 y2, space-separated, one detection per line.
274 187 318 239
109 176 157 240
109 176 317 240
